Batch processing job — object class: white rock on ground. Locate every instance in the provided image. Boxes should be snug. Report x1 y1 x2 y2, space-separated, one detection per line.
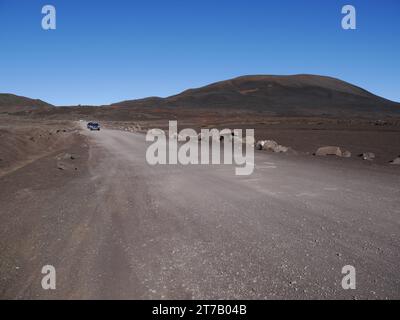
360 152 375 161
273 145 289 153
315 146 342 157
342 150 352 158
263 140 279 151
256 140 290 153
390 157 400 165
255 141 264 150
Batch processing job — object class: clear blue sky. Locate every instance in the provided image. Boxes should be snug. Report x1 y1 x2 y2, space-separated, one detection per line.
0 0 399 105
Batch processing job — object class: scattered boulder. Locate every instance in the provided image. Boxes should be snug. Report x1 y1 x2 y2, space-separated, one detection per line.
390 157 400 165
127 123 142 132
374 120 388 126
55 153 76 161
314 147 351 158
57 162 67 170
256 140 290 153
359 152 375 161
315 146 342 157
57 161 78 171
63 153 73 160
55 152 78 171
273 145 289 153
255 141 263 150
263 140 279 151
342 150 352 158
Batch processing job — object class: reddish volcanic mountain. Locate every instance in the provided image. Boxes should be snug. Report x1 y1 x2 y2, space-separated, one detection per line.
3 75 400 119
0 93 53 114
112 75 400 117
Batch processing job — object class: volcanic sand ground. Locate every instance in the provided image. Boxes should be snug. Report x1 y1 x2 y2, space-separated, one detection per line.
0 117 399 299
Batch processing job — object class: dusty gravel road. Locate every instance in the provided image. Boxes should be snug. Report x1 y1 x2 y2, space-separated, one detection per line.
1 125 399 299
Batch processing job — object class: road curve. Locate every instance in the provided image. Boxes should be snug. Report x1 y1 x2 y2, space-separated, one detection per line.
1 126 399 299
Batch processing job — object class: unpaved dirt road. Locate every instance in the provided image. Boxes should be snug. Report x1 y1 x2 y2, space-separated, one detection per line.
1 125 399 299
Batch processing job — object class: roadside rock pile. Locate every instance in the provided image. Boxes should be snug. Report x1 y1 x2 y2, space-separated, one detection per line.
115 123 143 133
256 140 290 153
127 123 142 132
374 120 388 126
